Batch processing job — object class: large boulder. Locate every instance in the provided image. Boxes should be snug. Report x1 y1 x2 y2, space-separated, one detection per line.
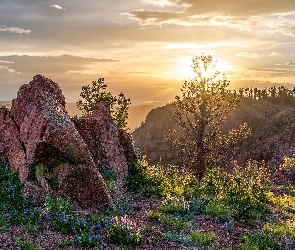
0 106 27 179
1 75 112 209
73 102 129 181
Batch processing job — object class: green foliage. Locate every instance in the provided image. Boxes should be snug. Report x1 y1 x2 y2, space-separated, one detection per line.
108 222 144 247
162 231 194 246
0 216 9 232
76 231 101 247
57 240 75 248
126 161 164 197
280 154 295 171
239 233 280 250
263 221 295 241
142 225 153 233
201 161 271 220
103 200 134 217
76 78 131 130
205 201 230 218
15 238 42 250
126 160 200 199
165 54 250 179
158 196 190 215
0 161 40 226
101 169 118 191
190 230 218 248
159 214 190 231
146 210 161 221
45 195 89 234
189 197 206 214
146 210 190 231
45 195 76 216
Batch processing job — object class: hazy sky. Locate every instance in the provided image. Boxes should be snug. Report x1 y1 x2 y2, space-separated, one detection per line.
0 0 295 105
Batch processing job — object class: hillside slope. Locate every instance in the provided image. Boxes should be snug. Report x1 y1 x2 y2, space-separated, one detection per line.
132 98 295 169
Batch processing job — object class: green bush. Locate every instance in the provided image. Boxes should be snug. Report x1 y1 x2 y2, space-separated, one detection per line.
162 231 194 246
126 161 164 197
14 238 42 250
201 161 271 220
126 160 200 199
158 196 190 215
205 201 230 218
101 169 118 191
0 161 40 226
45 195 76 216
108 222 144 247
239 233 280 250
190 230 218 248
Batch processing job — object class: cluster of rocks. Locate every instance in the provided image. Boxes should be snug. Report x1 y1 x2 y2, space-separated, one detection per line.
0 75 139 209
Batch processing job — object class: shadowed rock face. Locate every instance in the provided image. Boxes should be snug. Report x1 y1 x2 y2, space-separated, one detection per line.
0 75 115 209
73 102 129 182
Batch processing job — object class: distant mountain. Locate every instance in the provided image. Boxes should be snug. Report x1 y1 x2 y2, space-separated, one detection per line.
132 98 295 170
0 101 155 132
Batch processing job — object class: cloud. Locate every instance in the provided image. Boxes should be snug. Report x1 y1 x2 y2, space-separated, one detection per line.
127 0 295 29
287 62 295 66
236 52 262 58
0 25 31 34
50 5 64 10
268 52 281 56
162 0 295 16
0 54 119 74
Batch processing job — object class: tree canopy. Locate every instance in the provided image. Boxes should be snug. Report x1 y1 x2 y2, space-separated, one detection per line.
166 55 251 179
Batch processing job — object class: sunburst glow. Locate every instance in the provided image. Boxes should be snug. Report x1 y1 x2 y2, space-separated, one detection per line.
175 57 233 80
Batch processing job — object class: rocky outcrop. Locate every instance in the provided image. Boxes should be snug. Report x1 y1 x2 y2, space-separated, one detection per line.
0 106 27 179
73 102 128 181
0 75 137 209
118 128 141 163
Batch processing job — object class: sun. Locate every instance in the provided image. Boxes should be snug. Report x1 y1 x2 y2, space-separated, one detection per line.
174 57 196 79
174 57 232 80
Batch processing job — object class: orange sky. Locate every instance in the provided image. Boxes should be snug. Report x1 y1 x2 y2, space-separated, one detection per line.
0 0 294 105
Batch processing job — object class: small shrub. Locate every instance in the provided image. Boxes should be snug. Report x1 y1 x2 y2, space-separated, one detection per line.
126 161 164 197
104 200 134 216
239 233 280 250
143 225 153 233
205 202 230 218
108 222 144 247
0 216 9 232
45 195 76 216
201 161 271 220
15 238 42 250
76 231 101 247
159 214 190 231
158 196 190 215
189 197 205 214
263 221 295 240
126 160 200 199
0 161 40 226
146 210 161 221
162 231 194 246
190 230 218 247
101 169 118 191
57 240 75 248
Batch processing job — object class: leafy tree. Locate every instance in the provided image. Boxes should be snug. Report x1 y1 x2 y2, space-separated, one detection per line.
76 78 131 130
165 55 251 179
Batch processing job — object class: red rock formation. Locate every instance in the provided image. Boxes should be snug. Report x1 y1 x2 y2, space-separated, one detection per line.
1 75 113 209
0 106 27 179
73 102 129 181
118 128 140 163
